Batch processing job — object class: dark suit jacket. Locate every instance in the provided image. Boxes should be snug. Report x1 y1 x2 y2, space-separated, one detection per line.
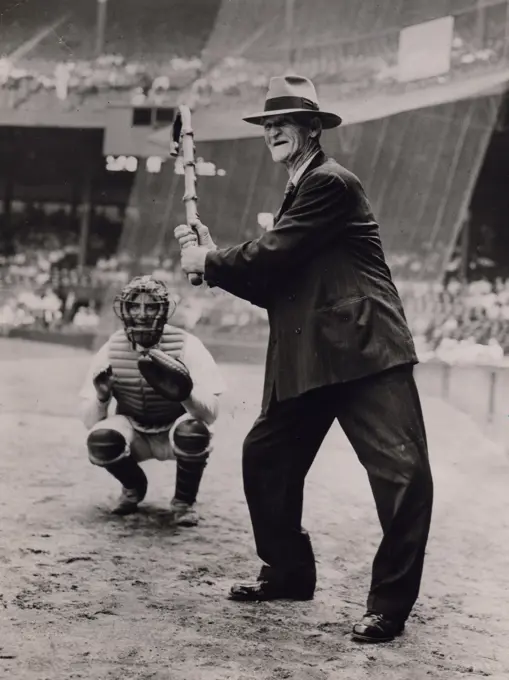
204 150 418 411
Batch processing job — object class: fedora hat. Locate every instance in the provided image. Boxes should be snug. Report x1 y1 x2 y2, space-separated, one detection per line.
243 74 342 129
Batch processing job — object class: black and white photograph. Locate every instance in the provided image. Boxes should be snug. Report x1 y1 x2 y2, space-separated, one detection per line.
1 1 509 678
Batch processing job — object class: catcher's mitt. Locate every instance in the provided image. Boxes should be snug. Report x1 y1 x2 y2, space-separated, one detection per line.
138 349 193 402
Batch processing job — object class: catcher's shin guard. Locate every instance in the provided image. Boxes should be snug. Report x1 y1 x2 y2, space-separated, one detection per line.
169 415 212 505
87 428 147 498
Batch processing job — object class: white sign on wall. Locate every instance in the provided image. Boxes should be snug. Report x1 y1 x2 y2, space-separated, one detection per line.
106 155 164 173
105 155 226 176
397 15 454 83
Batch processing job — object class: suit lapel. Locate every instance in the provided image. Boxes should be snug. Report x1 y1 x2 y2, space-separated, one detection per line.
274 185 296 223
274 151 326 225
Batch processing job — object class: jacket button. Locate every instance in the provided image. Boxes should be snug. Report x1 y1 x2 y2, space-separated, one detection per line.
295 327 301 334
288 294 295 301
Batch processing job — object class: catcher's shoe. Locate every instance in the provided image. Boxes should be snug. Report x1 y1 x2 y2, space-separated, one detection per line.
168 498 199 526
112 486 146 516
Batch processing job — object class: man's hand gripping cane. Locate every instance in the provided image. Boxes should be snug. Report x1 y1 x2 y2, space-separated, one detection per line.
171 105 216 283
175 220 216 277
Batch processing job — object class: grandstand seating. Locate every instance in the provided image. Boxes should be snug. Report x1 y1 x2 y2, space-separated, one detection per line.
0 0 506 114
1 0 509 366
0 198 508 361
0 0 221 62
0 0 220 112
2 232 509 363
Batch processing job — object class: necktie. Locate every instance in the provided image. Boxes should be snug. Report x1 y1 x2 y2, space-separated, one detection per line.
275 180 295 222
284 179 295 197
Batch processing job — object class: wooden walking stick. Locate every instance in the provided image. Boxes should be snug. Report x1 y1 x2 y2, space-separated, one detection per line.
171 105 203 287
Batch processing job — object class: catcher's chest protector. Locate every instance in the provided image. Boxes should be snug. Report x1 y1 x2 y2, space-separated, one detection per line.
108 325 187 429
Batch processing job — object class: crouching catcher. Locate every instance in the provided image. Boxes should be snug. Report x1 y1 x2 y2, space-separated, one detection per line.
78 275 225 525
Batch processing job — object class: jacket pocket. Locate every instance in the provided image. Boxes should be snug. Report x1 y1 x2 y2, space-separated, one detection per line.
316 295 368 317
315 296 370 344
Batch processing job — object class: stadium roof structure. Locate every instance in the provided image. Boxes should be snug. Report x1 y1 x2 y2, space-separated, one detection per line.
149 66 509 145
16 0 503 288
128 65 508 285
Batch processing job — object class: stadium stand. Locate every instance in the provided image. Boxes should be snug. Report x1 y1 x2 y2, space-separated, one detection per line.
0 0 506 112
0 0 220 111
1 0 509 369
3 250 509 367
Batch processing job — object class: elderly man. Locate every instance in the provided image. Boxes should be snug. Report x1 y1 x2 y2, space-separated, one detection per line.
175 75 433 643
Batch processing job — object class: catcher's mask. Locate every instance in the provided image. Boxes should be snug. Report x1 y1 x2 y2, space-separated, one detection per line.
113 275 176 349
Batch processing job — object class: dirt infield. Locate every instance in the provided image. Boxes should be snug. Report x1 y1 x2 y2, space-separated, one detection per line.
1 338 509 680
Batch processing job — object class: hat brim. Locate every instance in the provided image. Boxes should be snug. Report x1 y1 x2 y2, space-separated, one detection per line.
242 108 342 129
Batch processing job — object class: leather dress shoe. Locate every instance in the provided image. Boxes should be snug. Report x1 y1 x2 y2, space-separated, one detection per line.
351 612 405 643
228 578 315 602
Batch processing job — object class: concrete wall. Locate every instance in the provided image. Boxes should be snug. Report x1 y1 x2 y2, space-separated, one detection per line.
415 362 509 451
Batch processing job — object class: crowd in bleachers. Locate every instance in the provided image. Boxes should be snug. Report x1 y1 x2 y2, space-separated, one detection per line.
0 248 269 338
397 279 509 366
1 34 505 114
0 54 202 110
0 208 508 364
0 0 507 114
2 227 509 367
1 0 508 365
0 0 220 110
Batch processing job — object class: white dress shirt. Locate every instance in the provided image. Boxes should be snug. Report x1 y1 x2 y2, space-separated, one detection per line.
289 150 320 187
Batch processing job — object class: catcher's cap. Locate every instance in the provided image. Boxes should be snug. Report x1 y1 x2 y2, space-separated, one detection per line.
242 75 342 129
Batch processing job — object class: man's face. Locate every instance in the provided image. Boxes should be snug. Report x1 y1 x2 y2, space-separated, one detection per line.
263 115 310 163
129 292 160 327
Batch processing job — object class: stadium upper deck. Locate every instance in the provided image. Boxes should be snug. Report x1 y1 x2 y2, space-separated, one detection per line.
0 0 220 116
0 0 507 127
0 0 220 61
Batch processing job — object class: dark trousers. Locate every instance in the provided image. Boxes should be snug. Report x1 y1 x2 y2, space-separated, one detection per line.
242 364 433 621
